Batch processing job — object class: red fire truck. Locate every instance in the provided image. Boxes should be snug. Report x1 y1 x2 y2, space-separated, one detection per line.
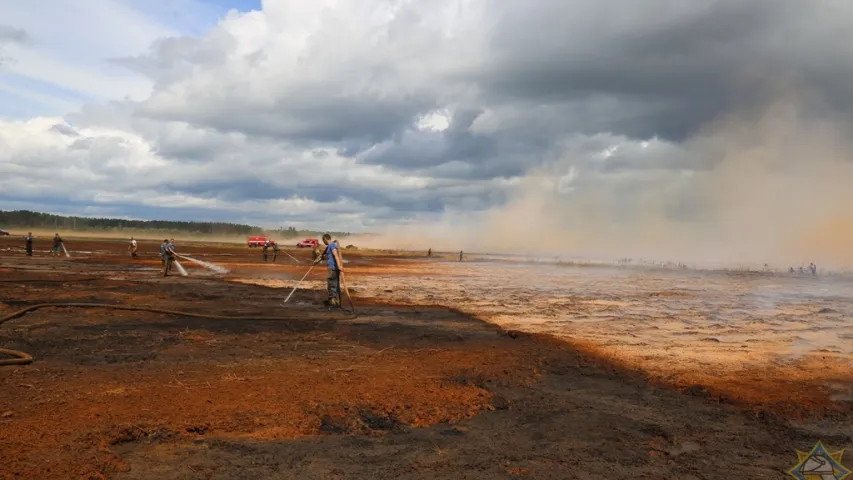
247 236 268 248
296 238 319 248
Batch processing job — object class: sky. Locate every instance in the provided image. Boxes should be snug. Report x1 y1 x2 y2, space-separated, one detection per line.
2 0 853 266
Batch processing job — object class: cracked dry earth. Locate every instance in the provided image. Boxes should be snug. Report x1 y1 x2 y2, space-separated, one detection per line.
0 237 850 479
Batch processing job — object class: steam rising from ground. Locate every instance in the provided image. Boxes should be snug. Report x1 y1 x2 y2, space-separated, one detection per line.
361 94 853 269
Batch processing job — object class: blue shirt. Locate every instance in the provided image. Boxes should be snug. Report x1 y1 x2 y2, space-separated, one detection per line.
327 241 339 269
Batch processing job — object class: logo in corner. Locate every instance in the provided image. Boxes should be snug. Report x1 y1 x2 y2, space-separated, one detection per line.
788 441 850 480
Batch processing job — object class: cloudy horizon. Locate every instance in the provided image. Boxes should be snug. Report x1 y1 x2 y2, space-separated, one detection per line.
2 0 853 266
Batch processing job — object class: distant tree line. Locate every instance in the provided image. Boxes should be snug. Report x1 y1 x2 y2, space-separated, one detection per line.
0 210 356 238
0 210 263 235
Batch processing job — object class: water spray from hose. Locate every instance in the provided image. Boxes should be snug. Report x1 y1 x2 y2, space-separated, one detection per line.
61 244 71 258
172 259 189 277
283 251 301 264
176 254 229 274
282 264 316 305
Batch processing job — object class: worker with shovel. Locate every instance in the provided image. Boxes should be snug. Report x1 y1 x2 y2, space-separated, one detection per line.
317 234 344 308
282 237 352 311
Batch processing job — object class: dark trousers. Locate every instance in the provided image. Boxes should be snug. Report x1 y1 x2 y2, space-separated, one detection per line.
26 245 32 256
327 267 340 301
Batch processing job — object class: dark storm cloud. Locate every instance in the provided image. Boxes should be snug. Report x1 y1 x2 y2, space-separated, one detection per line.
50 123 79 137
478 0 851 141
359 109 551 179
354 0 853 185
0 25 29 44
0 25 28 66
164 178 459 213
139 91 436 146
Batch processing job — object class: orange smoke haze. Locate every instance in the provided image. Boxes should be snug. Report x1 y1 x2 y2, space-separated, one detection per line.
357 93 853 270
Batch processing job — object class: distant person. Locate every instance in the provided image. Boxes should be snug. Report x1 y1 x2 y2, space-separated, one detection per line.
428 248 432 257
24 232 33 256
798 266 804 274
315 233 343 307
162 239 177 276
51 233 63 257
459 250 463 262
810 262 817 276
160 240 168 266
789 267 795 274
160 239 175 275
272 241 279 263
262 240 270 262
128 237 138 259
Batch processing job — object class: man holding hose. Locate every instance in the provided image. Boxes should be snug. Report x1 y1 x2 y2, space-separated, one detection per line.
315 233 344 307
51 233 64 257
161 239 177 276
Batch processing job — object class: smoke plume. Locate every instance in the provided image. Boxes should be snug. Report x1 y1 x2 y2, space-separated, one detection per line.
360 89 853 269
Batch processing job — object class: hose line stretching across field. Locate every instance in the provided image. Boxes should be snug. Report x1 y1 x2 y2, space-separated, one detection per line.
0 303 357 366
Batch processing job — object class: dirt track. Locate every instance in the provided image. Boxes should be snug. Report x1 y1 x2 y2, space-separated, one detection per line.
0 237 848 479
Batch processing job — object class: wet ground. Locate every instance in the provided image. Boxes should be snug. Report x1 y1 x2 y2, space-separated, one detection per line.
311 261 853 417
0 236 851 479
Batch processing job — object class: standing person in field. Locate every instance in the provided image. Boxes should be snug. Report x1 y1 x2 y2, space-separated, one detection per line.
51 233 64 257
159 239 168 266
162 239 177 276
128 237 138 259
316 233 344 307
24 232 33 256
272 241 279 263
262 240 270 262
459 250 463 262
159 239 170 273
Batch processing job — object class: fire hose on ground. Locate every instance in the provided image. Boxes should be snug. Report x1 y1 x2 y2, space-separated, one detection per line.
0 303 357 366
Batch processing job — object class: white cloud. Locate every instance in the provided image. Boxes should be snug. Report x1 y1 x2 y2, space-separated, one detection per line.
0 0 235 117
0 115 505 230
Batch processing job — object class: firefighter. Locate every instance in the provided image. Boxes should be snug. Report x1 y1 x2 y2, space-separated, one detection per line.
24 232 33 256
161 239 176 276
51 233 64 257
314 234 344 307
129 237 138 259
